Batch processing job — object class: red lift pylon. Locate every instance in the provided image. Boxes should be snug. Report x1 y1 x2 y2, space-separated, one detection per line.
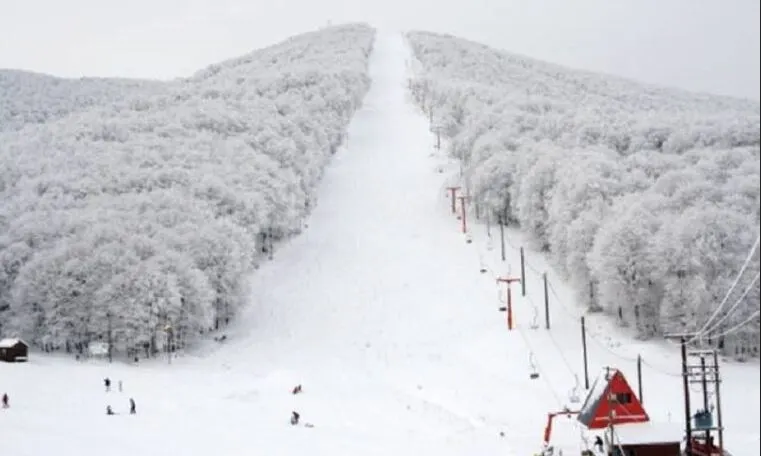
497 276 521 330
457 195 469 234
446 186 461 214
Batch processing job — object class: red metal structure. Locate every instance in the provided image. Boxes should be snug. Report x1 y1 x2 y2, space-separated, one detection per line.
542 409 580 445
496 276 521 330
457 195 468 233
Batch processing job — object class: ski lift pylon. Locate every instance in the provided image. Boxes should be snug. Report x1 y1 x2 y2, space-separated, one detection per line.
568 374 581 403
530 305 540 330
529 352 540 379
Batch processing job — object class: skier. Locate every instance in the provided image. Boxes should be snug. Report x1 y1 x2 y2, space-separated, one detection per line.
129 398 136 415
104 378 111 392
106 405 114 415
290 411 300 425
291 384 302 395
593 435 604 453
2 393 8 408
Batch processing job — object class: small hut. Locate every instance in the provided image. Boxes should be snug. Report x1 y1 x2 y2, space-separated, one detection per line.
577 367 682 456
577 367 649 429
607 421 683 456
0 338 29 362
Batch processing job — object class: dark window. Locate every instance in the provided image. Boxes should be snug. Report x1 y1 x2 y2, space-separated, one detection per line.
615 392 633 404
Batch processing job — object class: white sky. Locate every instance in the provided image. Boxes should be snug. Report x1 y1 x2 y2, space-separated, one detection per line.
1 0 759 100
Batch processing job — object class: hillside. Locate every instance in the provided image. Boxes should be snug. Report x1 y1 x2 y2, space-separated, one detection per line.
0 23 375 357
406 31 760 357
1 30 757 456
0 69 166 133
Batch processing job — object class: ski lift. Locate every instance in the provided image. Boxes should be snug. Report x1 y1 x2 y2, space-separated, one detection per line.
529 352 540 379
530 305 540 330
568 374 581 404
479 255 488 274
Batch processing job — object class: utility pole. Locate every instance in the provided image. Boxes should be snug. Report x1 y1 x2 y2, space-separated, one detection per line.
680 336 693 456
606 366 616 452
700 354 710 444
446 186 461 214
543 273 550 330
636 354 644 404
497 276 521 330
686 347 724 454
581 317 590 389
666 333 727 456
498 214 506 261
107 312 113 364
457 195 468 234
520 247 527 296
712 350 724 456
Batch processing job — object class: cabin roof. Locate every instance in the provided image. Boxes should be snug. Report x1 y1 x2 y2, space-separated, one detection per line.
609 421 683 445
0 338 28 348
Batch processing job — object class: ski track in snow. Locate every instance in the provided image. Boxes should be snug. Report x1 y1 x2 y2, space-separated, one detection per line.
1 30 759 456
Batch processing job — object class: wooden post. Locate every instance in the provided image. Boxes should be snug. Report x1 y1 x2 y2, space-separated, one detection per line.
446 187 460 214
499 215 506 261
543 273 550 330
458 195 468 234
107 312 113 364
520 247 526 297
700 355 711 445
637 354 643 404
712 350 724 455
606 366 616 450
681 336 692 456
581 316 590 389
497 277 521 330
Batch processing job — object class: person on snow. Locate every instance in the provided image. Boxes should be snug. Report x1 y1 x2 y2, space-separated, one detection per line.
106 405 114 415
593 435 604 452
2 393 8 408
129 398 136 415
104 378 111 392
291 384 302 395
290 411 300 425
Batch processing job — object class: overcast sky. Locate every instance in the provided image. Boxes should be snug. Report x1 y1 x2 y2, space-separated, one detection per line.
1 0 759 100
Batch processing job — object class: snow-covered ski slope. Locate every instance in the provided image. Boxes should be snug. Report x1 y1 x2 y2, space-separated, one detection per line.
1 30 759 456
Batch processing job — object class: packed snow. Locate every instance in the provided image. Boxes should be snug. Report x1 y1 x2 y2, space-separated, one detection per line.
1 29 759 456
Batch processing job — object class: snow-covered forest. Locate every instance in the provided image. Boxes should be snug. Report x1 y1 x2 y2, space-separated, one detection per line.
0 69 166 133
406 31 761 357
0 23 375 358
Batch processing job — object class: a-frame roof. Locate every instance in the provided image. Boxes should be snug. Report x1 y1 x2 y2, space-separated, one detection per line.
577 367 649 429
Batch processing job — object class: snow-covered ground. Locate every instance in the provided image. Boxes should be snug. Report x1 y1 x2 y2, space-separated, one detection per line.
1 30 758 456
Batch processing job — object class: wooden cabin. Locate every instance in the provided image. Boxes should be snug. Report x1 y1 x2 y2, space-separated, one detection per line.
577 368 682 456
606 421 683 456
0 338 29 362
577 368 649 430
